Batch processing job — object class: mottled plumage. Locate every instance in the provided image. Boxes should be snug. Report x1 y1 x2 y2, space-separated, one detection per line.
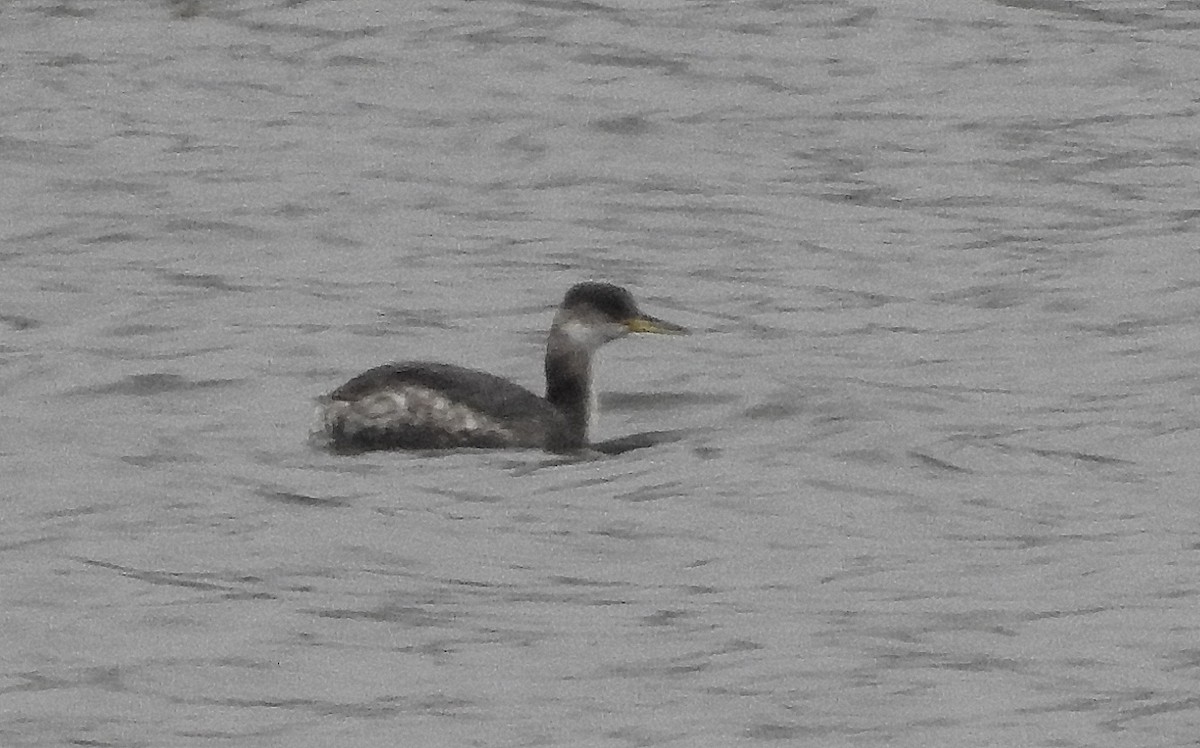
321 362 570 451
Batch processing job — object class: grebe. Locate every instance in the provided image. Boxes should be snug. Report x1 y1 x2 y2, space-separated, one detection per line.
318 282 687 453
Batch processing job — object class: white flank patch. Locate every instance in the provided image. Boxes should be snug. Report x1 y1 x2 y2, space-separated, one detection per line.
321 385 511 440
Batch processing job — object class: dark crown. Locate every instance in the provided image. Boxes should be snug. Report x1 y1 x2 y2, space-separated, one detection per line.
560 282 639 320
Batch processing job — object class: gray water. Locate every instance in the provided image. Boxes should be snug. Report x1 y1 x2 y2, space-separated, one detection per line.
4 1 1200 745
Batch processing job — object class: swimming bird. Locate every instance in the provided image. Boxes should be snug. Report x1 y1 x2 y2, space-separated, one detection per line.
318 282 687 453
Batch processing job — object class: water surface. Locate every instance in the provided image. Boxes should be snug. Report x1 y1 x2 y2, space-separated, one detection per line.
3 1 1200 746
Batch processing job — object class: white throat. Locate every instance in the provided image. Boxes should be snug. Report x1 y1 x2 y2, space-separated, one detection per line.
559 318 611 353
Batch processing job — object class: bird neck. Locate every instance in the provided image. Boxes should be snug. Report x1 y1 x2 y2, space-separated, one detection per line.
545 331 593 447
